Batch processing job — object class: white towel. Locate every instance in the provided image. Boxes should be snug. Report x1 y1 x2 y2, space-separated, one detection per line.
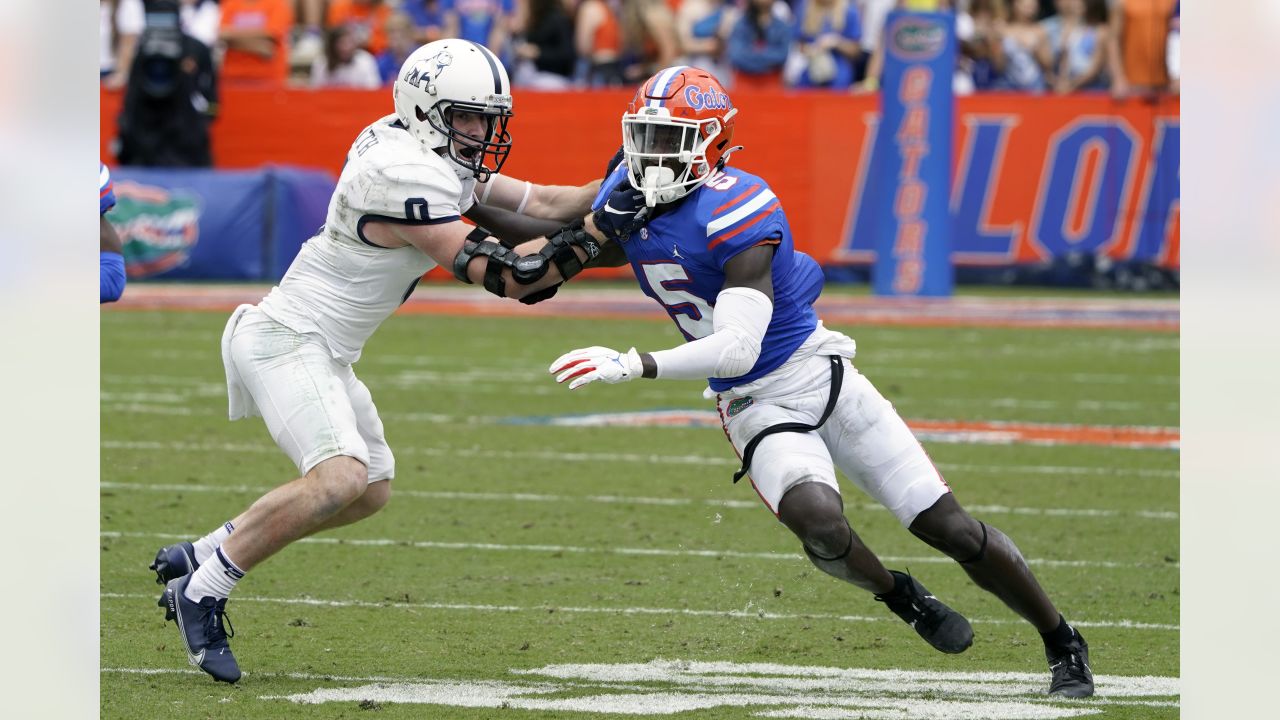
221 304 259 421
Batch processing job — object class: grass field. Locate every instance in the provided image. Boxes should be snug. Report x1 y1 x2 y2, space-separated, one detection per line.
100 290 1179 719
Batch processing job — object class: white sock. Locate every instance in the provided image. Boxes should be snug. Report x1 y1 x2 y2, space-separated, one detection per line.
192 521 235 565
184 546 245 602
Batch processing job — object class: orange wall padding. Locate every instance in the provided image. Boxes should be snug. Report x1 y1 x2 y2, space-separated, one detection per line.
101 89 1178 268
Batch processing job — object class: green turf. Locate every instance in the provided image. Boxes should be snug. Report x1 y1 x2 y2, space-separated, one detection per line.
101 308 1179 719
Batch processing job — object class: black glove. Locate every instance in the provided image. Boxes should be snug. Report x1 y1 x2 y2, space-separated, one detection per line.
519 283 561 305
592 178 650 244
604 146 625 177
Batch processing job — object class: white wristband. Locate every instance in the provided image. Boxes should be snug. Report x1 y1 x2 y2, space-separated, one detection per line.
514 180 533 215
478 174 497 204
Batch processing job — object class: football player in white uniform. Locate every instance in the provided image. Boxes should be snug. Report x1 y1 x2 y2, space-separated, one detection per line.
149 40 615 683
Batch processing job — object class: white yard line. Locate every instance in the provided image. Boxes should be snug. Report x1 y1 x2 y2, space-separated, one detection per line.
99 591 1178 631
99 664 1179 716
102 530 1178 571
99 481 1178 521
101 439 1179 478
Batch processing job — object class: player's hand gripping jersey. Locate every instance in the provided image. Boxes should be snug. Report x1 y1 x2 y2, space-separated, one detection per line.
258 115 477 364
591 162 826 391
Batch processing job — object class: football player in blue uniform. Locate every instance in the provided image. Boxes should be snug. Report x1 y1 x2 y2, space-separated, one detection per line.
100 162 127 303
546 66 1094 698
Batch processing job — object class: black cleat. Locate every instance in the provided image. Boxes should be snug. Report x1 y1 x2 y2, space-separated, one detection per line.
161 575 241 683
875 570 974 654
1047 629 1094 698
150 541 198 585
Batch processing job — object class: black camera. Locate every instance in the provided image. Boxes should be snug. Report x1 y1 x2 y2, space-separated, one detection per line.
136 1 184 98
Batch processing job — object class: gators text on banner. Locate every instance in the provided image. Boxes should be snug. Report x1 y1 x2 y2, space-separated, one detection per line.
862 9 956 296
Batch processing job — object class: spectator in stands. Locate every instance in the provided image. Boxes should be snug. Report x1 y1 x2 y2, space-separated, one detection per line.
576 0 626 86
376 13 418 85
292 0 328 67
118 0 218 166
311 23 382 88
990 0 1051 92
1052 0 1109 94
790 0 864 90
442 0 517 58
1039 0 1067 55
1166 0 1178 94
400 0 448 43
855 0 898 76
1107 0 1177 97
104 0 222 89
102 1 124 80
618 0 680 82
511 0 578 89
725 0 794 91
220 0 294 85
328 0 392 55
674 0 737 87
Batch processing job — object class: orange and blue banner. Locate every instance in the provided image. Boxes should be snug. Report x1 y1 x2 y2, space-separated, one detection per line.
101 88 1178 280
858 10 956 296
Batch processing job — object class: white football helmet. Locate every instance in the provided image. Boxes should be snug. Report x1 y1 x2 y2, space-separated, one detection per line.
393 39 513 181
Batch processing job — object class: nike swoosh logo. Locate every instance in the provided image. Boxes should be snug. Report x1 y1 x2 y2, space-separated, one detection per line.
602 206 633 215
190 649 206 667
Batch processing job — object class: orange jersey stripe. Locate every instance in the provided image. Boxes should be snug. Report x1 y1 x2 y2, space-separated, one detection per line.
713 183 761 216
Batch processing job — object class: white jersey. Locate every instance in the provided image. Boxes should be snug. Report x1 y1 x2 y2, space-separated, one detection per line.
258 114 476 363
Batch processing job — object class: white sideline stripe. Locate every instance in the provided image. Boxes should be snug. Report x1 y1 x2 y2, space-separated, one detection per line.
103 530 1178 571
99 592 1178 631
99 481 1179 521
98 666 1179 709
101 440 1179 479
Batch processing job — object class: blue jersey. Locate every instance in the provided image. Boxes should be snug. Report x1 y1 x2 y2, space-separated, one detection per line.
594 164 823 391
100 162 116 215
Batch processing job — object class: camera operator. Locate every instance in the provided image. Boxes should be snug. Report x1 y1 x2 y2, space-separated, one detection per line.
116 0 218 167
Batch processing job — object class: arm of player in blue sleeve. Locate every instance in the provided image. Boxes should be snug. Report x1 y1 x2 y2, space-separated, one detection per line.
101 252 127 303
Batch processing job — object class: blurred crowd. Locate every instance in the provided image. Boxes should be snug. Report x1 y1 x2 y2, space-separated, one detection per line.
100 0 1179 96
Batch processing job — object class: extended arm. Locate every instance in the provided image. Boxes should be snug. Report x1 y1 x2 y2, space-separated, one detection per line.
366 214 609 303
549 244 776 387
475 173 601 222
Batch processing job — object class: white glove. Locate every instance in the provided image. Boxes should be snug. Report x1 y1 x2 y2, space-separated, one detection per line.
549 346 643 390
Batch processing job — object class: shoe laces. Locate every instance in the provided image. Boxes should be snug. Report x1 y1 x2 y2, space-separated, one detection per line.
1050 645 1089 684
204 599 235 647
877 571 946 632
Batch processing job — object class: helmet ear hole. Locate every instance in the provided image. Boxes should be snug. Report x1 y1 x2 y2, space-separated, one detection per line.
415 106 429 122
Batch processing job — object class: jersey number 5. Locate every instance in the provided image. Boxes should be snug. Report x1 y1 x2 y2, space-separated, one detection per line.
640 263 714 340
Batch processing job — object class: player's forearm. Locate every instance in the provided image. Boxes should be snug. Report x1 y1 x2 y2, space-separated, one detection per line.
641 287 773 380
456 218 608 301
526 180 602 221
468 202 567 245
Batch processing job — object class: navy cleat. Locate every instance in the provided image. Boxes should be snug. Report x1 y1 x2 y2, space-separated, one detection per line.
161 575 241 683
1047 629 1094 698
874 570 974 654
150 541 198 585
